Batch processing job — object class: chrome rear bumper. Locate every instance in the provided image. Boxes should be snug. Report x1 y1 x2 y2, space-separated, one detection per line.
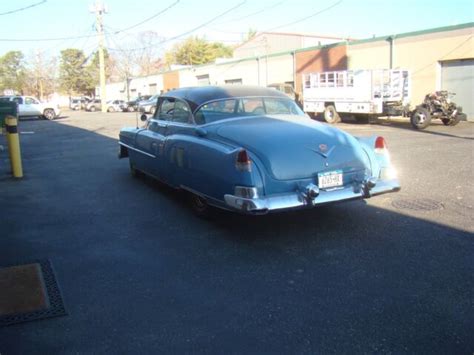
224 179 400 214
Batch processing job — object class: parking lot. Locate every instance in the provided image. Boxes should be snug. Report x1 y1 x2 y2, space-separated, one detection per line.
0 110 473 353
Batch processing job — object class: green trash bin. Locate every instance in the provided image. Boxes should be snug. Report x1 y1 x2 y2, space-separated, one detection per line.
0 101 18 130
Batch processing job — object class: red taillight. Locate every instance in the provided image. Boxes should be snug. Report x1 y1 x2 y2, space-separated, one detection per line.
236 149 251 171
375 136 386 150
237 149 250 164
374 136 390 156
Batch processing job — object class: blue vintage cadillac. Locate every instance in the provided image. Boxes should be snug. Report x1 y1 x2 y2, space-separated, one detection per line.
119 86 400 216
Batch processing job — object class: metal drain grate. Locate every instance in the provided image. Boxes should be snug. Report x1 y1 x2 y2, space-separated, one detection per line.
392 198 443 211
0 259 67 327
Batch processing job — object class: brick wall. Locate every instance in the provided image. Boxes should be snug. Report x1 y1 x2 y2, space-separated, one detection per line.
295 44 348 94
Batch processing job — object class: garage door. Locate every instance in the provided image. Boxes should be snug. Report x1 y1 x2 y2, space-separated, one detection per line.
441 59 474 120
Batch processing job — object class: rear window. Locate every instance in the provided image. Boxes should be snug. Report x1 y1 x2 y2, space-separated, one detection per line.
194 97 304 124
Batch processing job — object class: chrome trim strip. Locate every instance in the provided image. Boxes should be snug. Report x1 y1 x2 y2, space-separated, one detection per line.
119 142 156 158
224 178 401 214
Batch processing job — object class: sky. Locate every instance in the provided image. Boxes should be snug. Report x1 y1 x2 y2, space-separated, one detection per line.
0 0 473 59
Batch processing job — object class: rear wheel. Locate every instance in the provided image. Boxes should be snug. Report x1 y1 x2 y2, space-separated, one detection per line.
127 106 135 112
107 107 115 113
442 112 465 126
324 105 341 124
410 107 431 129
90 106 96 112
43 108 56 120
189 193 212 219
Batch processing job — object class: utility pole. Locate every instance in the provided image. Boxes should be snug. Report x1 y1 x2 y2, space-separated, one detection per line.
91 1 107 112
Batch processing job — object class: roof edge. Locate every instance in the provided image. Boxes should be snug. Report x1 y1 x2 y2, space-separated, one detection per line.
349 22 474 45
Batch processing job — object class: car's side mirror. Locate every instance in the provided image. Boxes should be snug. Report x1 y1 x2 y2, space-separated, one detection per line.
140 114 148 122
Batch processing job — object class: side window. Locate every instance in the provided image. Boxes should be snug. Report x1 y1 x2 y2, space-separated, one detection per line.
158 98 175 121
264 98 291 114
242 98 265 115
172 100 190 123
25 97 38 104
13 97 23 104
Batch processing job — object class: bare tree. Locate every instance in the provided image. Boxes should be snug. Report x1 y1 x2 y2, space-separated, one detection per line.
24 50 57 99
108 30 165 100
133 31 165 76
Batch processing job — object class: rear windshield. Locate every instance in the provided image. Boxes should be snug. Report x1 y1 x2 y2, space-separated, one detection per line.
194 97 304 124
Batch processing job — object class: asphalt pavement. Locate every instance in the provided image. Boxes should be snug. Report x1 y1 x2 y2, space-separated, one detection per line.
0 111 473 354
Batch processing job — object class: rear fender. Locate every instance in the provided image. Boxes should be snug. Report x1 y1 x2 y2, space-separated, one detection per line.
170 137 265 201
355 136 392 178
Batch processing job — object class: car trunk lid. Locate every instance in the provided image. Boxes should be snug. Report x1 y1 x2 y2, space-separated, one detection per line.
215 115 370 181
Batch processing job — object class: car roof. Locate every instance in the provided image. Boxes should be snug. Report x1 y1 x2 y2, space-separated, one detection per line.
163 85 289 111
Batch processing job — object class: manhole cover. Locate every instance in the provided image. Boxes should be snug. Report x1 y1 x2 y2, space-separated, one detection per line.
392 198 443 211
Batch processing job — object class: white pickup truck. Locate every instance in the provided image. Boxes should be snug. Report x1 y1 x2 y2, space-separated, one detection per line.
302 69 410 123
0 95 61 120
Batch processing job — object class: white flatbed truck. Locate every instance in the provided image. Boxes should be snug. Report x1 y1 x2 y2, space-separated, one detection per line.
302 69 411 123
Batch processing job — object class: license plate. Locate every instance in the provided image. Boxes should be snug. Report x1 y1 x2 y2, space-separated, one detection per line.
318 170 343 189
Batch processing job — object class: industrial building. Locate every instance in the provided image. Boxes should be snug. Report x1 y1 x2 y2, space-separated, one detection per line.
104 22 474 119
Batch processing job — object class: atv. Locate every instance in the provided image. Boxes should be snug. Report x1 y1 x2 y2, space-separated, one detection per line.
410 91 466 129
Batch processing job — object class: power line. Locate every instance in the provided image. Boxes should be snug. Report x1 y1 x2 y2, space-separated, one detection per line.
0 0 180 42
0 0 46 16
266 0 343 32
105 1 247 53
110 0 180 34
0 32 96 42
42 21 96 54
212 0 287 26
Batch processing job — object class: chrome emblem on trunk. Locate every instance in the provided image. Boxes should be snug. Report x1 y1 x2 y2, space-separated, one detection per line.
308 143 335 159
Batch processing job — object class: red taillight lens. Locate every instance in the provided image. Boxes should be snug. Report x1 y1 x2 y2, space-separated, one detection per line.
375 136 387 150
237 149 250 164
236 149 251 171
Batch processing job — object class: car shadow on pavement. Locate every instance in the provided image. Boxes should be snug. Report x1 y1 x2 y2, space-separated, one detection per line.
0 117 473 354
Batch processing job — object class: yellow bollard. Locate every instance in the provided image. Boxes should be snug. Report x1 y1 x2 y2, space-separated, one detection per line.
5 115 23 178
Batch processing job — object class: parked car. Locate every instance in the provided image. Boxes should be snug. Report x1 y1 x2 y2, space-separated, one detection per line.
69 98 82 110
0 95 60 120
126 95 152 112
106 100 127 112
85 99 102 112
138 95 159 114
118 86 400 216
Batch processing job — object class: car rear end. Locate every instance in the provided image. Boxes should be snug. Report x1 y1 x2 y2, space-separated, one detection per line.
214 116 400 214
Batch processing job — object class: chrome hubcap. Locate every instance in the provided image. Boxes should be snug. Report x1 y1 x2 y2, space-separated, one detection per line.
416 112 425 124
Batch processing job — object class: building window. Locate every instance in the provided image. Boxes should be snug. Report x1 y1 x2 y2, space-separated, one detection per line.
196 74 210 86
224 78 243 85
336 73 344 87
304 75 311 88
327 73 335 87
